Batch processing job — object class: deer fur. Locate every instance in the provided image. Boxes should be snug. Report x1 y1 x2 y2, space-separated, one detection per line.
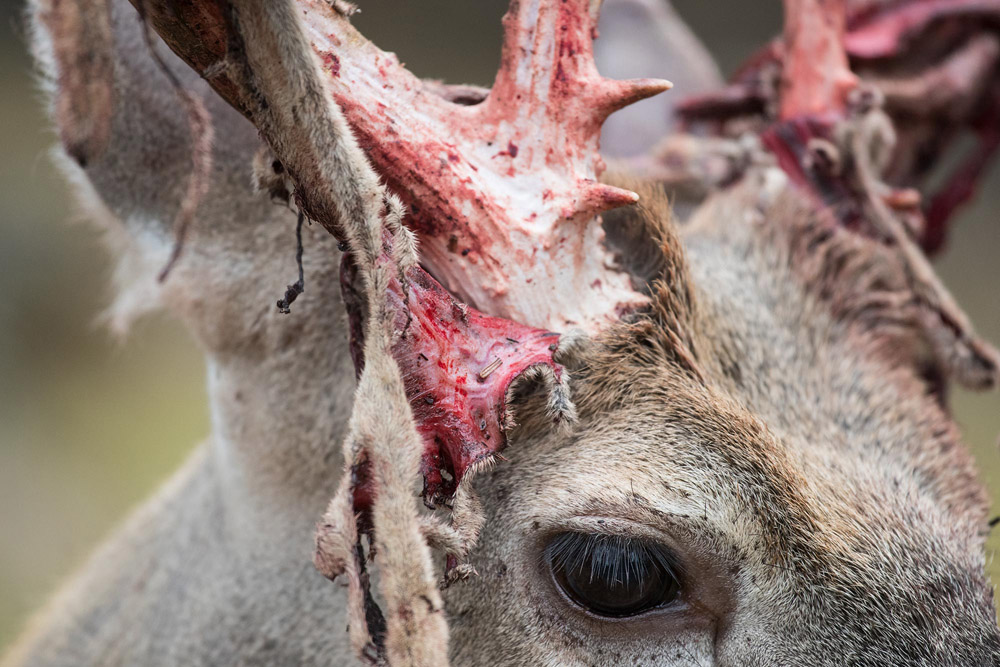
8 0 1000 665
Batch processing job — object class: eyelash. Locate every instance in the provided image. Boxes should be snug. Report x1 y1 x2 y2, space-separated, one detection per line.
544 532 682 588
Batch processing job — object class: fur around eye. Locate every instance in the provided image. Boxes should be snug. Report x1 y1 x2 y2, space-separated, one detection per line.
545 532 682 618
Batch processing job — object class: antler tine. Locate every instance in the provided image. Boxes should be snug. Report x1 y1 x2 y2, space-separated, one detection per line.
780 0 858 118
486 0 672 169
483 0 674 217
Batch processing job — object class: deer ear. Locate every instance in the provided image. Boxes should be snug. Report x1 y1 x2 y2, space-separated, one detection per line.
595 0 723 158
600 175 703 378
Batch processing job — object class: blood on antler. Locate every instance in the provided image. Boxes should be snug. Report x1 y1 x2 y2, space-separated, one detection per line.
299 0 671 331
139 0 670 516
780 0 858 118
668 0 1000 391
138 0 669 475
141 0 670 332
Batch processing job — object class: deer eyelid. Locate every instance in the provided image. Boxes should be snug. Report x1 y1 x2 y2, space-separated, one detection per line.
544 532 684 618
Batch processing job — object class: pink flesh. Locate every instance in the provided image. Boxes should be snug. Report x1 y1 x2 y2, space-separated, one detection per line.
388 268 562 506
298 0 671 332
343 256 562 512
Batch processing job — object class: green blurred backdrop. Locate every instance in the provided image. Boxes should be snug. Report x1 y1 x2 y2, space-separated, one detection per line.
0 0 997 651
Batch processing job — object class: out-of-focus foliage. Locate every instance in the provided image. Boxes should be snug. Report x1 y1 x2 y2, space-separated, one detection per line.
0 0 997 650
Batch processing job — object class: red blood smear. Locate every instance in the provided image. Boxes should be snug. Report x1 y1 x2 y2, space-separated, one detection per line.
347 261 563 511
761 116 866 233
390 267 561 505
319 51 341 77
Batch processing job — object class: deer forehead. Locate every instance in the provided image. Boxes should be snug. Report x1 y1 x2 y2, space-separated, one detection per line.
510 385 972 557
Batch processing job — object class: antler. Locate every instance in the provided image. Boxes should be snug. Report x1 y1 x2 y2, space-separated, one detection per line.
669 0 1000 390
137 0 673 544
301 0 671 331
780 0 858 118
140 0 670 332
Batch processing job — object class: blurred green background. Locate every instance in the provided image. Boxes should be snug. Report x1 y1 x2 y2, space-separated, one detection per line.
0 0 997 651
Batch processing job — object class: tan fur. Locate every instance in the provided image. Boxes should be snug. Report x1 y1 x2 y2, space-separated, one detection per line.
10 1 1000 665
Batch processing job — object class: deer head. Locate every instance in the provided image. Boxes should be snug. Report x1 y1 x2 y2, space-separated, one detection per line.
22 0 1000 665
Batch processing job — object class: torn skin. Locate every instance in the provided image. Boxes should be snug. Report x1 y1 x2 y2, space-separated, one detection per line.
341 256 563 510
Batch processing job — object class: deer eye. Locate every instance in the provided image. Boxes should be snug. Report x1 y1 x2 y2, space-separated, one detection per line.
545 532 682 618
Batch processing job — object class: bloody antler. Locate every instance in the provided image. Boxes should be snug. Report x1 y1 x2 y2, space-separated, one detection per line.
296 0 667 505
671 0 1000 389
141 0 669 332
299 0 670 332
138 0 674 518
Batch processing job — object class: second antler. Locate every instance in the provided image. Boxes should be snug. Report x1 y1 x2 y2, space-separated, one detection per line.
670 0 1000 390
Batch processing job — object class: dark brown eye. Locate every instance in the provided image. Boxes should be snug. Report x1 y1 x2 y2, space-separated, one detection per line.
546 532 681 618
